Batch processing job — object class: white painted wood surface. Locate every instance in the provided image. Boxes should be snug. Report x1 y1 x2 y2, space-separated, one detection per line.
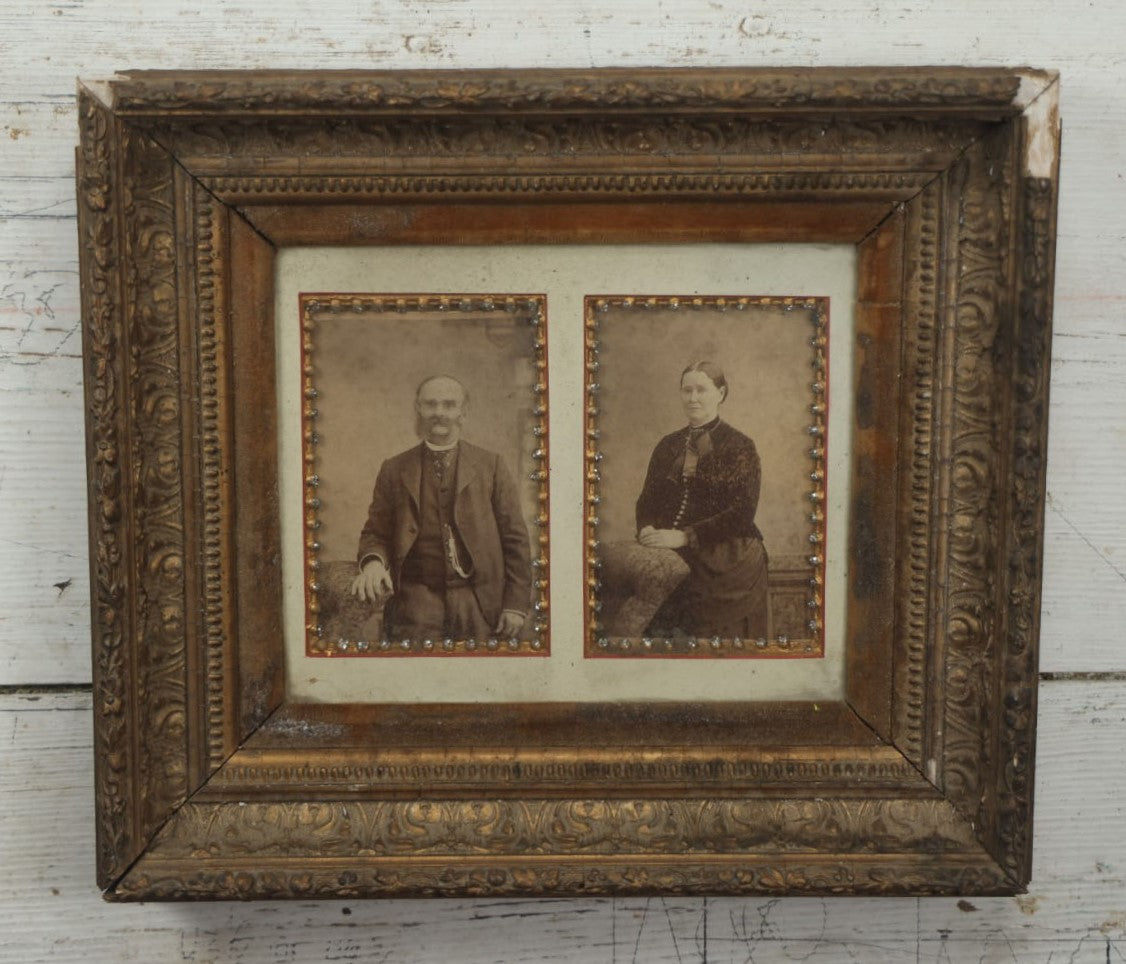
2 685 1123 962
2 0 1125 959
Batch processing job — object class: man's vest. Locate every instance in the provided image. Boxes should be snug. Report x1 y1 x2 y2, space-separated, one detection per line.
400 446 472 590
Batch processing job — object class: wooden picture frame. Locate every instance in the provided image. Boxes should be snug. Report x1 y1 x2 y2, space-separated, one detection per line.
77 67 1060 899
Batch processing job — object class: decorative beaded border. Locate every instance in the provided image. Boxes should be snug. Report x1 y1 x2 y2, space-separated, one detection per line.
583 295 828 659
299 293 550 657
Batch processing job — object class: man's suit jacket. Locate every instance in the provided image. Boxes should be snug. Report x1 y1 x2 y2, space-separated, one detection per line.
357 441 532 625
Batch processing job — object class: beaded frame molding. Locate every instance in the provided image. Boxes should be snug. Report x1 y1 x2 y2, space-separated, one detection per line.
298 293 550 658
77 67 1058 899
584 295 828 659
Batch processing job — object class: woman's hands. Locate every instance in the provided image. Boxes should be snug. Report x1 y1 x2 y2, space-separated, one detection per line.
638 525 687 549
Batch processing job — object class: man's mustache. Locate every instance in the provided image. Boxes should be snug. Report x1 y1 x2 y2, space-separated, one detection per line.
415 413 464 436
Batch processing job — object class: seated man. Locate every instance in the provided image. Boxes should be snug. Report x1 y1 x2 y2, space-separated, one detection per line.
350 374 532 642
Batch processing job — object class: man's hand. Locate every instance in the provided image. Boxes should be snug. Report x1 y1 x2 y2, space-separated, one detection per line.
638 526 688 550
494 610 526 639
350 559 393 603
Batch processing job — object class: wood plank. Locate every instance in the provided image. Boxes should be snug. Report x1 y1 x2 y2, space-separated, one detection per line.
846 212 903 737
252 699 884 749
1 683 1124 962
0 0 1115 90
1039 324 1126 671
0 241 89 684
240 200 889 247
0 178 76 219
1 5 1120 680
0 102 77 183
919 680 1126 940
0 0 1125 954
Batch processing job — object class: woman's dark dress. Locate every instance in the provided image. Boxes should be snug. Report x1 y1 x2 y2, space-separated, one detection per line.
635 417 769 638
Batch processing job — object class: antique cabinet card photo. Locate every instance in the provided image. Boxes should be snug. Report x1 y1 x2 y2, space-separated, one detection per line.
585 296 828 658
298 294 549 658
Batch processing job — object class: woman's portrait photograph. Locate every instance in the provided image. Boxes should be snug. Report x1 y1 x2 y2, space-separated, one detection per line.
585 295 828 659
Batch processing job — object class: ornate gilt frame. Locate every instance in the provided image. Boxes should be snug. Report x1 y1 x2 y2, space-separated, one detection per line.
77 68 1060 899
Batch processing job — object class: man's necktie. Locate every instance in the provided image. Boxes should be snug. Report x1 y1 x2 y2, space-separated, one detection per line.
430 448 453 483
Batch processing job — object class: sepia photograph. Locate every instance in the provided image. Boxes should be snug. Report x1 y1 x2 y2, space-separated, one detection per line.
299 294 549 657
585 295 827 658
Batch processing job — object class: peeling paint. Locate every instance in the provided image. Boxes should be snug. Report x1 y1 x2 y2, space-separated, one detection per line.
1013 70 1058 109
1100 911 1126 935
402 33 444 55
1019 73 1060 180
78 77 117 109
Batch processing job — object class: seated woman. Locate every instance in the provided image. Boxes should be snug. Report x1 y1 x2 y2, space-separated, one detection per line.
634 360 769 639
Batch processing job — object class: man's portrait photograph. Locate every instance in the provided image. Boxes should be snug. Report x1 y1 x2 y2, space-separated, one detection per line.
298 294 548 657
585 295 828 659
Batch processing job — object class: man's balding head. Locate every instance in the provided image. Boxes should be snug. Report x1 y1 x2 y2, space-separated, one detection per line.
414 374 469 445
415 374 469 405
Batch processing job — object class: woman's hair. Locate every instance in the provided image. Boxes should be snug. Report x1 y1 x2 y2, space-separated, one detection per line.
680 360 729 402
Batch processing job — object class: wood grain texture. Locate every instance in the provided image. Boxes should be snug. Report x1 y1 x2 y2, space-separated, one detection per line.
1 0 1124 955
1 0 1123 683
0 4 1121 682
75 66 1049 898
1 686 1122 961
